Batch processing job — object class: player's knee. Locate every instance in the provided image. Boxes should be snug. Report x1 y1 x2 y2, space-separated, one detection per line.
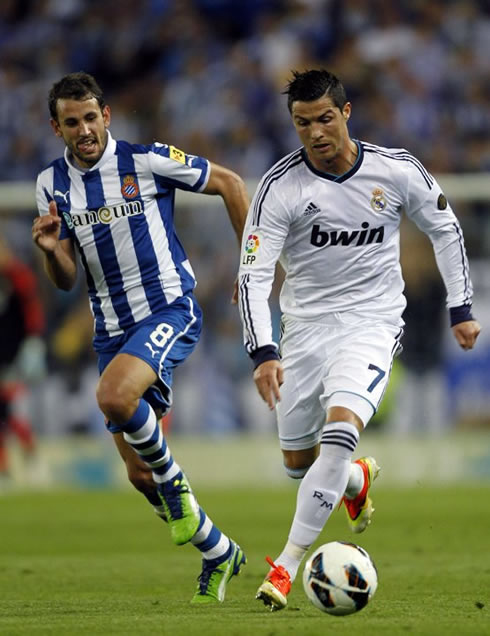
96 379 134 423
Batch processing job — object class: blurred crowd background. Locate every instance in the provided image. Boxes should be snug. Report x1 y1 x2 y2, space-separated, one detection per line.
0 0 489 469
1 0 490 179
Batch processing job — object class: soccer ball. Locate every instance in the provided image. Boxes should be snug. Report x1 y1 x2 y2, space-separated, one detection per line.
303 541 378 616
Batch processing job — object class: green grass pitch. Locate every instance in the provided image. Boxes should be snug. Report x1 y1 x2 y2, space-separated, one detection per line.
1 485 489 635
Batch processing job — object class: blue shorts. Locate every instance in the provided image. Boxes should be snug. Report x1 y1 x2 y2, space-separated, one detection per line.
97 294 202 433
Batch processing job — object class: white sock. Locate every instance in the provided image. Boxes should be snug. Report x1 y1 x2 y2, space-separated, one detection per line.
286 422 359 564
344 461 364 499
275 541 308 582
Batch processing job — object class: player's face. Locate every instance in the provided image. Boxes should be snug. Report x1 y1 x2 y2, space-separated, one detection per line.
291 95 352 173
51 97 111 169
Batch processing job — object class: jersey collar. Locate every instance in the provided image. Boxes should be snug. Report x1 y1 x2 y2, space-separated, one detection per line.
301 140 364 183
64 129 116 173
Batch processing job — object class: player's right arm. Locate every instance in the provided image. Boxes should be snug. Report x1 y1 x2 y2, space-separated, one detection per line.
238 178 291 409
32 200 77 291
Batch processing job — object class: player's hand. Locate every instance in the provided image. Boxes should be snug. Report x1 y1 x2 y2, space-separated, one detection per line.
452 319 481 351
253 359 284 410
32 200 62 253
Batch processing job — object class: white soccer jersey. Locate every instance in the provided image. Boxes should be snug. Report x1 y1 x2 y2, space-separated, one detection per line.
238 141 473 355
36 131 210 350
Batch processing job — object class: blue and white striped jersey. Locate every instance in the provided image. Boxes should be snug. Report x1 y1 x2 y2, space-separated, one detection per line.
36 131 210 349
239 141 473 355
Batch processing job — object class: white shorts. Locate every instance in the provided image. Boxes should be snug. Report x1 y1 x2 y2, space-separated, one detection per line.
276 313 403 451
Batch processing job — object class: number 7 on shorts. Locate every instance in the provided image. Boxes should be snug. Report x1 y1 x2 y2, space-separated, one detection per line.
367 363 386 393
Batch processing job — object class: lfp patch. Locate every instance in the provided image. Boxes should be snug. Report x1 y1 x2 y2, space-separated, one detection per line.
245 234 260 253
121 175 139 199
242 233 261 265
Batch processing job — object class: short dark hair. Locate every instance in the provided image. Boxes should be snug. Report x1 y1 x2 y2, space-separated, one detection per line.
284 69 347 113
48 72 105 120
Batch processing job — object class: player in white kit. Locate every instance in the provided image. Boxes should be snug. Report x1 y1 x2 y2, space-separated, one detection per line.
238 69 481 611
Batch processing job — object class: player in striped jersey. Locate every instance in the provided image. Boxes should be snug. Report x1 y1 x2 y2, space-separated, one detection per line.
32 72 249 604
238 69 481 611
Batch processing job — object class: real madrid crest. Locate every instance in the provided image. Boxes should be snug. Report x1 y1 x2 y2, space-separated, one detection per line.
121 174 139 199
370 187 386 212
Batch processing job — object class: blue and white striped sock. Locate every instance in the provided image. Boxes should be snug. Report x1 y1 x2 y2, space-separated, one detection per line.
191 508 231 562
121 399 181 485
120 399 230 561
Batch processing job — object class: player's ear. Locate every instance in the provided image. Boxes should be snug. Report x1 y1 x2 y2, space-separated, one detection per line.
102 104 111 128
342 103 351 121
50 118 62 137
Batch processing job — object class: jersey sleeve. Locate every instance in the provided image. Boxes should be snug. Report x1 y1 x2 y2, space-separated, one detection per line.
238 179 291 358
403 161 473 316
148 143 210 193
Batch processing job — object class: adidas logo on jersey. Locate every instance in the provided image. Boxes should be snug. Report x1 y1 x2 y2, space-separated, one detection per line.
303 201 321 216
310 222 385 248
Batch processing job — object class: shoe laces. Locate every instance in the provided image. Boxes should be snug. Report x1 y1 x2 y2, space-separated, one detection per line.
161 477 190 519
196 558 223 593
265 557 291 594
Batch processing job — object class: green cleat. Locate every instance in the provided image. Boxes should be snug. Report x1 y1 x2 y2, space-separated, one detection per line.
157 472 200 545
191 541 247 604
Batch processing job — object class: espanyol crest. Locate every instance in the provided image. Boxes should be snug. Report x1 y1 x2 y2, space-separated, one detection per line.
121 175 139 199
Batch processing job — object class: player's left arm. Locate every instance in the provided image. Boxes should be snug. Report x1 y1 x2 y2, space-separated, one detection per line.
203 162 250 303
202 162 250 246
150 146 249 245
149 147 249 301
404 163 481 351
